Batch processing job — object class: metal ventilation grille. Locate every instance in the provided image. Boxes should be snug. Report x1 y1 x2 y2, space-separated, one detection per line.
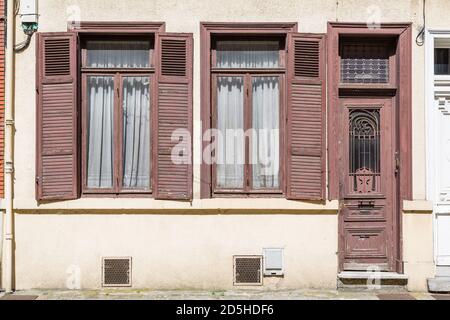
102 257 132 287
161 39 187 77
233 256 263 286
294 40 320 78
44 38 71 77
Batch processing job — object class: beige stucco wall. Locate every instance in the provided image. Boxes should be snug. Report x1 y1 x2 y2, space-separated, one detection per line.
14 214 338 290
4 0 444 291
403 213 435 292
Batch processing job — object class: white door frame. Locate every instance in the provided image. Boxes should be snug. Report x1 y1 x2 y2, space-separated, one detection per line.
426 29 450 266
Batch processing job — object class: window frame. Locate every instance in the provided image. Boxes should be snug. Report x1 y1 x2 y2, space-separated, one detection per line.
210 35 287 197
80 36 155 196
211 72 285 195
200 23 298 199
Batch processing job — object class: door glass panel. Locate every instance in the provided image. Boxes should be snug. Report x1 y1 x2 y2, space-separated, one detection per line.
122 76 151 189
216 76 245 189
349 109 380 193
87 76 115 188
252 76 280 189
216 41 280 69
86 40 151 68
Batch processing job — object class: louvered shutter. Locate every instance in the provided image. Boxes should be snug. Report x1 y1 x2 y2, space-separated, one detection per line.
286 34 326 200
36 33 78 201
155 33 193 200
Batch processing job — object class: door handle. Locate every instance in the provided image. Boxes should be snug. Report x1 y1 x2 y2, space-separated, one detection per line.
395 151 400 176
358 200 375 208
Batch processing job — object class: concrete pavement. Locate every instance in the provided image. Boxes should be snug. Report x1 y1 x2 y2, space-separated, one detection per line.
0 289 449 300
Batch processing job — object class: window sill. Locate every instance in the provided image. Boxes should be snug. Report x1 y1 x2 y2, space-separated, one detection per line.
14 198 339 214
213 190 284 198
81 192 153 198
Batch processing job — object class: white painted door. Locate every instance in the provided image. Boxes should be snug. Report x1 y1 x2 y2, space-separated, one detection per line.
435 95 450 266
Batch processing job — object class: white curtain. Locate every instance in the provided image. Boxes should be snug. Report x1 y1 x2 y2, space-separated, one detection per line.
252 77 280 189
216 77 245 189
87 76 115 188
86 41 151 69
216 41 279 69
122 76 151 189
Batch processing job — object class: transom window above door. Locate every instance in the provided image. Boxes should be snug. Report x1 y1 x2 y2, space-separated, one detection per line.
210 37 285 195
82 37 154 194
339 39 396 85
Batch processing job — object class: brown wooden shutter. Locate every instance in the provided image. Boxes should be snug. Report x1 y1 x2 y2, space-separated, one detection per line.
286 34 326 200
154 33 193 200
36 33 78 201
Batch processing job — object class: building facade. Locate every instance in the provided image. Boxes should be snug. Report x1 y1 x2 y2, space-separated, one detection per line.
1 0 448 292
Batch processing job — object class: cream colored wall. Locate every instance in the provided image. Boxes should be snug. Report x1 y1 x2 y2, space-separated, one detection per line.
8 0 446 291
14 214 338 290
403 213 435 292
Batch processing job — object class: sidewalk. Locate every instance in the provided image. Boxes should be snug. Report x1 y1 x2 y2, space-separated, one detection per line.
1 289 449 300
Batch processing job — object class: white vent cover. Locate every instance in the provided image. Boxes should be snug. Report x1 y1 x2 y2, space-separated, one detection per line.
263 248 284 276
102 257 132 287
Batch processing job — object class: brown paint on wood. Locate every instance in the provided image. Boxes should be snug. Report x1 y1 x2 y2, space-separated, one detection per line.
154 33 193 200
36 33 79 201
286 33 326 201
200 22 297 199
328 23 412 274
338 98 396 271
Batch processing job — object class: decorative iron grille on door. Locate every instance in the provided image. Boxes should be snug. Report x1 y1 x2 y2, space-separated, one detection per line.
349 109 381 194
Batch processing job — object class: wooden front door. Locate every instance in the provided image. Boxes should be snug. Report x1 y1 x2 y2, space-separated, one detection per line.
338 97 399 272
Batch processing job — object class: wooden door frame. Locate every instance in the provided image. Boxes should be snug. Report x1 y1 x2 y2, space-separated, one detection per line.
338 97 397 272
327 23 412 274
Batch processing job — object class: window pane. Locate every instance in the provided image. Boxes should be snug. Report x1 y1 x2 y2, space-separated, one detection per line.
435 48 450 75
87 76 115 188
216 77 245 189
252 77 280 189
86 41 151 68
216 41 279 69
122 76 151 189
341 43 389 83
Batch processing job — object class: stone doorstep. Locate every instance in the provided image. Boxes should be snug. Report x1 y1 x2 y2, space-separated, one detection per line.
338 272 409 289
338 272 409 280
428 277 450 293
436 266 450 277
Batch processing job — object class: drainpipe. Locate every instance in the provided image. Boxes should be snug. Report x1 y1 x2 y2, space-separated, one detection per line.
2 0 15 293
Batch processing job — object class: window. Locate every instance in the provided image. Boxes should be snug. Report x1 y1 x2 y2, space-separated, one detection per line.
211 37 284 194
340 41 394 84
82 37 154 194
435 48 450 75
36 25 193 201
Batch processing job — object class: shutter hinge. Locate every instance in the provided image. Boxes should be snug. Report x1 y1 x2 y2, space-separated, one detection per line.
36 176 40 185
